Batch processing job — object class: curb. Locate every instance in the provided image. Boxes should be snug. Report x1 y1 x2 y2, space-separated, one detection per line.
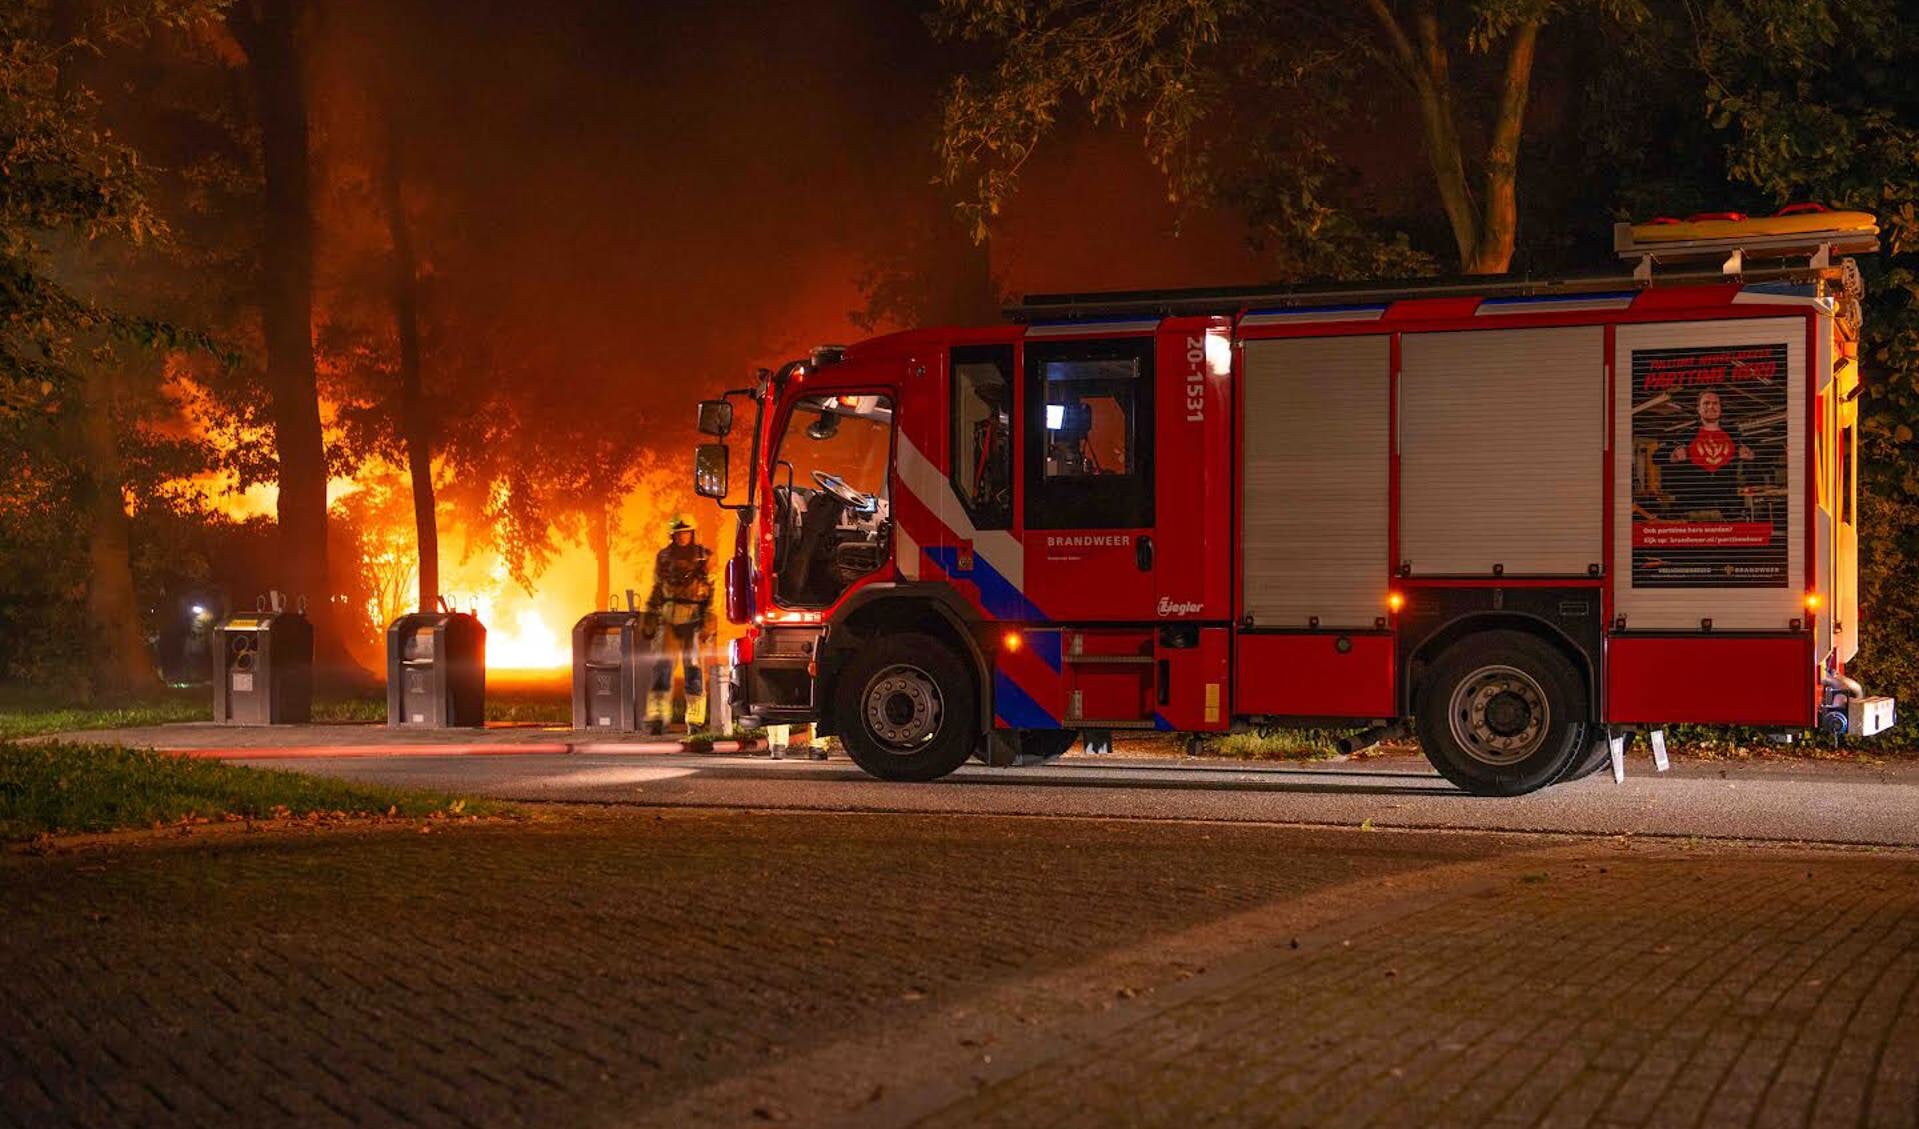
166 740 759 761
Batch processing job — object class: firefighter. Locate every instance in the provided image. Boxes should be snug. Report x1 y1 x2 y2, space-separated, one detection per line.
642 514 716 735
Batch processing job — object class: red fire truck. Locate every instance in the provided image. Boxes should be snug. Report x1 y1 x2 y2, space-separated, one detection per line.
692 209 1894 794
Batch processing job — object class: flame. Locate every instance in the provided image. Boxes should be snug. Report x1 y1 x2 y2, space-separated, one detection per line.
473 602 572 670
156 361 732 676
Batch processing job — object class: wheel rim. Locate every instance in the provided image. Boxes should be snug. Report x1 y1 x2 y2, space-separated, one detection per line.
862 664 943 752
1447 664 1550 766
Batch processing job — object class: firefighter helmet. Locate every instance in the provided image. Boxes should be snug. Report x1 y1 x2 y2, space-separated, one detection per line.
667 514 696 534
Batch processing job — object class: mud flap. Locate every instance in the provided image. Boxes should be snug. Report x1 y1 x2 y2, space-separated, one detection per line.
982 731 1019 767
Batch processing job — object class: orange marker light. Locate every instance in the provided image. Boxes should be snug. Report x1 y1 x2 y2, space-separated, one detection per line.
1805 593 1822 611
1002 631 1022 652
1386 591 1405 613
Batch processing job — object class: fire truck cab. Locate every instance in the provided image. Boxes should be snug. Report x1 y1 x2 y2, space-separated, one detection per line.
694 209 1894 795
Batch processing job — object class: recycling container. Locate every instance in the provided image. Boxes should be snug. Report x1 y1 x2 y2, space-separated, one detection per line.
386 611 486 728
571 610 647 730
212 606 313 724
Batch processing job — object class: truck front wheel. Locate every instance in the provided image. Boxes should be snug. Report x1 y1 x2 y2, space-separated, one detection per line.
1414 631 1589 796
835 633 978 782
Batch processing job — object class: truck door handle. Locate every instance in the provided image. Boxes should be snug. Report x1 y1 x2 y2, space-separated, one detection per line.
1136 535 1154 571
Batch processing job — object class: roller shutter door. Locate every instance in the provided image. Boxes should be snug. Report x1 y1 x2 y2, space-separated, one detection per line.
1399 326 1604 576
1241 335 1390 628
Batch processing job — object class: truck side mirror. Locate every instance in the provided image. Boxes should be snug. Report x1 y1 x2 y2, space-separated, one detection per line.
694 443 730 499
697 400 733 437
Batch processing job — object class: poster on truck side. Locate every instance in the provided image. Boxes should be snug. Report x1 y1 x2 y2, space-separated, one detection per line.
1629 343 1790 588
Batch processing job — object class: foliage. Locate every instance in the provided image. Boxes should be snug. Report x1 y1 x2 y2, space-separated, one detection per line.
933 0 1644 276
329 469 420 653
0 740 490 839
1693 0 1919 738
0 0 229 422
0 1 248 695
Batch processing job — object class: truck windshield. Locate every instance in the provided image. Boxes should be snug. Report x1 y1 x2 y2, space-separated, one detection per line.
768 393 895 607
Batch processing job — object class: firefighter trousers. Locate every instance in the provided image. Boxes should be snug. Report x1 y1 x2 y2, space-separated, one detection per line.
647 623 705 729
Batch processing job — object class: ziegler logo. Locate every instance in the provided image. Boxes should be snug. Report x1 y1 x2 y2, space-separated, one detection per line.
1157 597 1203 617
1047 534 1130 548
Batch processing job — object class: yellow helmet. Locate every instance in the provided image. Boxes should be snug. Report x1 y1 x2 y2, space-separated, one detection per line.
667 514 696 533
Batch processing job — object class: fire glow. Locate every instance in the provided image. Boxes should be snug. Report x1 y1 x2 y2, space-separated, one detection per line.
186 452 701 674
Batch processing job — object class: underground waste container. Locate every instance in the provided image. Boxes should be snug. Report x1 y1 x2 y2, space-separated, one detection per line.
572 597 647 731
212 595 313 724
386 609 486 728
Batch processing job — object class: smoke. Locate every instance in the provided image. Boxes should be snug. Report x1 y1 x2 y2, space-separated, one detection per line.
152 0 1272 669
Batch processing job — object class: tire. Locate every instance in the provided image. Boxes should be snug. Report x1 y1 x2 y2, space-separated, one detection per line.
1556 731 1614 782
834 632 978 782
1413 631 1589 796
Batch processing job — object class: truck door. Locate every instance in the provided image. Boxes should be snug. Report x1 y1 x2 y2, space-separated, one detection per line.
1152 319 1234 622
1018 332 1157 621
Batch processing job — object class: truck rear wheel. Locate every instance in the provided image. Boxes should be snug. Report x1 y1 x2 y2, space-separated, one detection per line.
1556 732 1614 782
1414 631 1589 796
835 633 978 782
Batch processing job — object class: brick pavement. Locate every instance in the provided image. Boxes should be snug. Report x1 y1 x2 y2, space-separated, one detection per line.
908 847 1919 1129
2 811 1916 1128
0 811 1501 1127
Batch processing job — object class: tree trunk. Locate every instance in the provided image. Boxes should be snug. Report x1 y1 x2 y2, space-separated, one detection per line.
380 121 438 613
77 362 160 702
1366 0 1536 276
51 0 155 702
231 0 342 665
588 505 612 612
1467 20 1540 275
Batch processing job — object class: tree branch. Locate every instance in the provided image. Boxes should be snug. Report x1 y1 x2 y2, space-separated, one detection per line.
1361 0 1423 91
1383 0 1479 267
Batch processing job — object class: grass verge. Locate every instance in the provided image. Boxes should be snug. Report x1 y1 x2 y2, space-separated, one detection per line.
0 741 496 841
0 687 208 741
1199 728 1355 761
0 680 575 738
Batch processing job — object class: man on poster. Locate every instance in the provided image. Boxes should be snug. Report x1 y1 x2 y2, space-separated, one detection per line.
1664 389 1755 519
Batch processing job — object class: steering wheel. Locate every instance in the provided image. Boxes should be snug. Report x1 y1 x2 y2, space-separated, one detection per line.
812 470 875 512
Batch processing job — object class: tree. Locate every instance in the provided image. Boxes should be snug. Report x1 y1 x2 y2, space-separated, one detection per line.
1690 0 1919 736
225 0 342 665
377 116 438 613
0 0 226 698
935 0 1644 276
553 440 674 613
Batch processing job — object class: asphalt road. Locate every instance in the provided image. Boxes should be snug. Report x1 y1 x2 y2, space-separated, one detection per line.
43 719 1919 846
211 746 1916 847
